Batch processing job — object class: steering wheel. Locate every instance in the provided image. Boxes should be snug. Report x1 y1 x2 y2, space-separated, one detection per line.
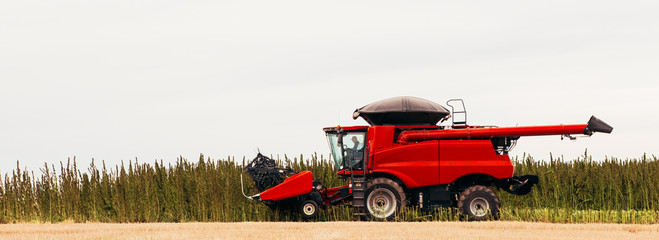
343 145 354 155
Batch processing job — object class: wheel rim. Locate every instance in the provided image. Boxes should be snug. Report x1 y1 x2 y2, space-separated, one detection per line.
469 197 490 217
367 188 396 219
303 202 316 216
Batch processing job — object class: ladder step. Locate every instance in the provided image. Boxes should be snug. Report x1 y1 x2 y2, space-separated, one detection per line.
352 177 367 216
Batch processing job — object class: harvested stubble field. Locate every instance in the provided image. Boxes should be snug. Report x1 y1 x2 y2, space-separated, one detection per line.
1 221 658 240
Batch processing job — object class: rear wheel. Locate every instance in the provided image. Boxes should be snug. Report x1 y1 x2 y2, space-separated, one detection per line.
457 185 500 221
365 178 406 221
299 199 319 219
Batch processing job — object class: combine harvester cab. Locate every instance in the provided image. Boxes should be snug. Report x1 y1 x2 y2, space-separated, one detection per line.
242 96 612 221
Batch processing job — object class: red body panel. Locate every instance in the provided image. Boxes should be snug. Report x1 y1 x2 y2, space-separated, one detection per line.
438 140 513 184
259 171 313 201
370 139 514 188
367 126 395 169
372 141 439 188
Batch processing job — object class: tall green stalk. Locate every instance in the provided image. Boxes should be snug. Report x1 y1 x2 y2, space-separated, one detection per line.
0 153 657 223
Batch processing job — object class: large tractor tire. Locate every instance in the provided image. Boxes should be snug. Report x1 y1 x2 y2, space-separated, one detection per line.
365 178 406 221
457 185 500 221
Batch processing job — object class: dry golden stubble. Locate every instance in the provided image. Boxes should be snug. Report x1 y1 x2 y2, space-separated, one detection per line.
1 221 658 240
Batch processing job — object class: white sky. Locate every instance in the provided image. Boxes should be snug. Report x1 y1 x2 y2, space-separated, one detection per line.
1 1 658 174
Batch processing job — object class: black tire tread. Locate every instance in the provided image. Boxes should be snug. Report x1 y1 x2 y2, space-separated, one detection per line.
456 185 500 221
365 178 406 220
300 199 319 220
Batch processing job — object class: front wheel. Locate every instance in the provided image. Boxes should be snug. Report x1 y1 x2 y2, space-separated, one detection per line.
299 200 319 219
365 178 406 221
457 185 500 221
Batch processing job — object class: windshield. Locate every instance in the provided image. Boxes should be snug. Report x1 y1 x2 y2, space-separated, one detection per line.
326 133 343 170
326 131 366 171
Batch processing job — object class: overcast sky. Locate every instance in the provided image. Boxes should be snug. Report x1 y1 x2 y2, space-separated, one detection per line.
1 1 658 174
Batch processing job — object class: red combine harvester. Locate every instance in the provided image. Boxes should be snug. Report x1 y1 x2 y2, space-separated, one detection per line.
242 97 613 220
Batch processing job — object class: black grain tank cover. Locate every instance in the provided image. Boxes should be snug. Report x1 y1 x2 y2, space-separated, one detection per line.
352 96 451 126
